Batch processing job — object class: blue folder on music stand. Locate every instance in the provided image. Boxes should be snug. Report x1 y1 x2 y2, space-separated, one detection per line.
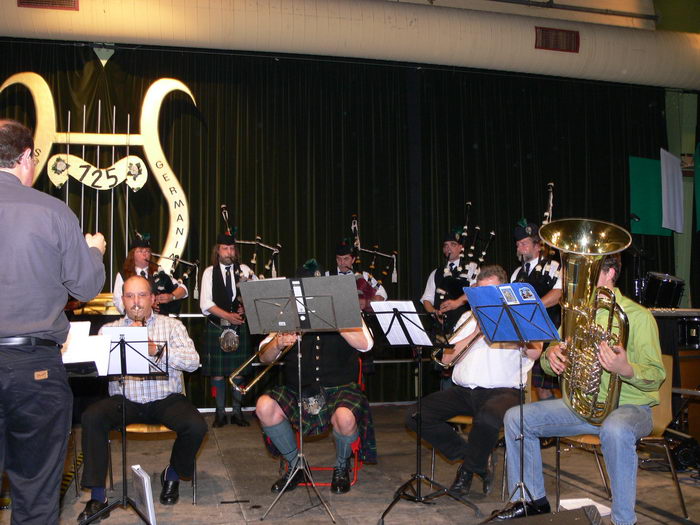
464 283 559 345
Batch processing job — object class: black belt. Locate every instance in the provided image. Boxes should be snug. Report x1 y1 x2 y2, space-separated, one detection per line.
0 337 59 347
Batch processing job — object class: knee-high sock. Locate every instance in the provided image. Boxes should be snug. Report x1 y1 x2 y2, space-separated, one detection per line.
333 430 359 469
263 420 298 467
231 376 244 414
211 378 226 411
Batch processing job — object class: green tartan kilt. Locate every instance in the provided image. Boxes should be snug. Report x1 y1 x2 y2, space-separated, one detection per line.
200 321 255 377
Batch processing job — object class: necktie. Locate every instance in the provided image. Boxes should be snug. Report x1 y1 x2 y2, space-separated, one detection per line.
524 262 531 275
140 270 147 278
225 266 233 299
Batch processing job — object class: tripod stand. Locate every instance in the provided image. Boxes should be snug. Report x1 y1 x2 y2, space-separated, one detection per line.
239 274 364 522
260 335 336 522
374 304 481 525
80 334 167 525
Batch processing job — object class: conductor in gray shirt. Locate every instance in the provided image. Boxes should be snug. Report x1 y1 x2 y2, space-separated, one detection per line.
0 120 106 524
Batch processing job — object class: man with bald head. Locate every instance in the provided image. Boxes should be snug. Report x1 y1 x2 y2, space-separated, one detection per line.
0 119 105 524
78 276 206 521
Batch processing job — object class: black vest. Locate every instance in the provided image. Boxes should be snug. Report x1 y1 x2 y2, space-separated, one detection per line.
283 332 360 395
209 263 241 324
513 257 561 327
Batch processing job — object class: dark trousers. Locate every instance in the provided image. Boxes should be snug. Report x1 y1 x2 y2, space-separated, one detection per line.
80 393 207 488
406 385 520 474
0 346 72 525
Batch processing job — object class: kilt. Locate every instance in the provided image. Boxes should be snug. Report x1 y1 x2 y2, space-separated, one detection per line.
531 360 559 389
200 321 254 377
262 382 378 464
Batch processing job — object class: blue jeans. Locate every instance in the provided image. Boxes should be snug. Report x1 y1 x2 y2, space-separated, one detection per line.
504 398 652 525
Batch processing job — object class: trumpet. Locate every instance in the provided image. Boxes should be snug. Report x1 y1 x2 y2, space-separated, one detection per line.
431 312 481 369
227 335 297 395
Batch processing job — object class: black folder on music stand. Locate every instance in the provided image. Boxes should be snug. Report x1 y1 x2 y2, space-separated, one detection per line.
464 282 559 519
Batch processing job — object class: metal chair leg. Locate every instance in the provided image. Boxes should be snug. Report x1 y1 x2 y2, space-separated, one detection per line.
555 438 561 511
72 430 80 497
662 441 688 519
107 439 114 490
192 457 197 505
429 448 436 489
591 447 610 499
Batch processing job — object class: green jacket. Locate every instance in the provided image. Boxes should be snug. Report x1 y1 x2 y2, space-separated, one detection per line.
541 288 665 407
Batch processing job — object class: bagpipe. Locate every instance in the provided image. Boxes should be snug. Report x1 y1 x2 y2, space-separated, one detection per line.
147 252 199 315
434 201 495 312
215 204 283 352
221 204 281 280
350 214 398 310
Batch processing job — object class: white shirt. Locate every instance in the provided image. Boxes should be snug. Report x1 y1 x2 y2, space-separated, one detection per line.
112 268 188 314
451 331 534 389
199 263 258 315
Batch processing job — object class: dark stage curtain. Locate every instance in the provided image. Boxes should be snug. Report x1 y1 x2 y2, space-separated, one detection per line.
0 39 676 406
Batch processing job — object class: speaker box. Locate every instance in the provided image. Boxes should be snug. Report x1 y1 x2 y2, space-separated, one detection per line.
516 505 603 525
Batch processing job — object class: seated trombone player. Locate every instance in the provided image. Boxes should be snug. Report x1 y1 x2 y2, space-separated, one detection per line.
406 265 543 497
254 265 377 495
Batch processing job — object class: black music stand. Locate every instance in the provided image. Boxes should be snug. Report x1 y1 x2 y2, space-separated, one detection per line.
80 332 168 525
371 301 481 525
239 275 363 523
463 283 559 522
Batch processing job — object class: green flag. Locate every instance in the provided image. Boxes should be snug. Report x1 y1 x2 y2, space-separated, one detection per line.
629 156 672 236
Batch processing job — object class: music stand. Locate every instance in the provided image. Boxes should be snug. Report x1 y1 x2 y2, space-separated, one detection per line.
463 283 559 521
80 330 168 525
239 275 362 523
371 301 481 525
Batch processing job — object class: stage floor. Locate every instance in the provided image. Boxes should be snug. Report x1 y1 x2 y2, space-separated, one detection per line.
3 405 698 524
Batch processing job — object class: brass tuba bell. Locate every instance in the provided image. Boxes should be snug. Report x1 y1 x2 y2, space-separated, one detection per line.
540 218 631 425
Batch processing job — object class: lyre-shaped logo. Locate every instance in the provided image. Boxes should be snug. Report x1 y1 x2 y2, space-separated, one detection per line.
0 72 193 273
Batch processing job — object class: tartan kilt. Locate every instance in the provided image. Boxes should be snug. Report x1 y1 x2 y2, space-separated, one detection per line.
531 360 559 389
262 382 378 464
200 321 255 377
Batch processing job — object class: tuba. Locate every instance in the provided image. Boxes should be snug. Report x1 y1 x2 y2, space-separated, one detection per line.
540 219 631 425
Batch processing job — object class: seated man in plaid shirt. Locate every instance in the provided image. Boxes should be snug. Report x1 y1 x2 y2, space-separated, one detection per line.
255 317 376 495
78 276 207 522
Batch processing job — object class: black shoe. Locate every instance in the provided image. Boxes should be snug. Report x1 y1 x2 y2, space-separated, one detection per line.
540 437 556 449
77 499 110 522
159 469 180 505
491 500 551 520
449 464 473 496
230 411 250 427
478 466 493 495
271 465 305 493
330 466 351 494
212 409 228 428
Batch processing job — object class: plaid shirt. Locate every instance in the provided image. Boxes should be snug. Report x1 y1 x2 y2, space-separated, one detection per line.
101 313 200 403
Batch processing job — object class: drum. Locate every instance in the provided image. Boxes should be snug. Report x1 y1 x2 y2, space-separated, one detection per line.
642 272 684 308
678 318 700 349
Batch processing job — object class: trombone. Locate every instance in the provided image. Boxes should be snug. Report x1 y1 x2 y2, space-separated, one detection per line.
227 334 297 395
431 311 482 370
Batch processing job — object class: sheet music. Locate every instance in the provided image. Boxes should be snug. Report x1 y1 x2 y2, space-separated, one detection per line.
61 322 112 376
370 301 433 346
101 326 151 375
